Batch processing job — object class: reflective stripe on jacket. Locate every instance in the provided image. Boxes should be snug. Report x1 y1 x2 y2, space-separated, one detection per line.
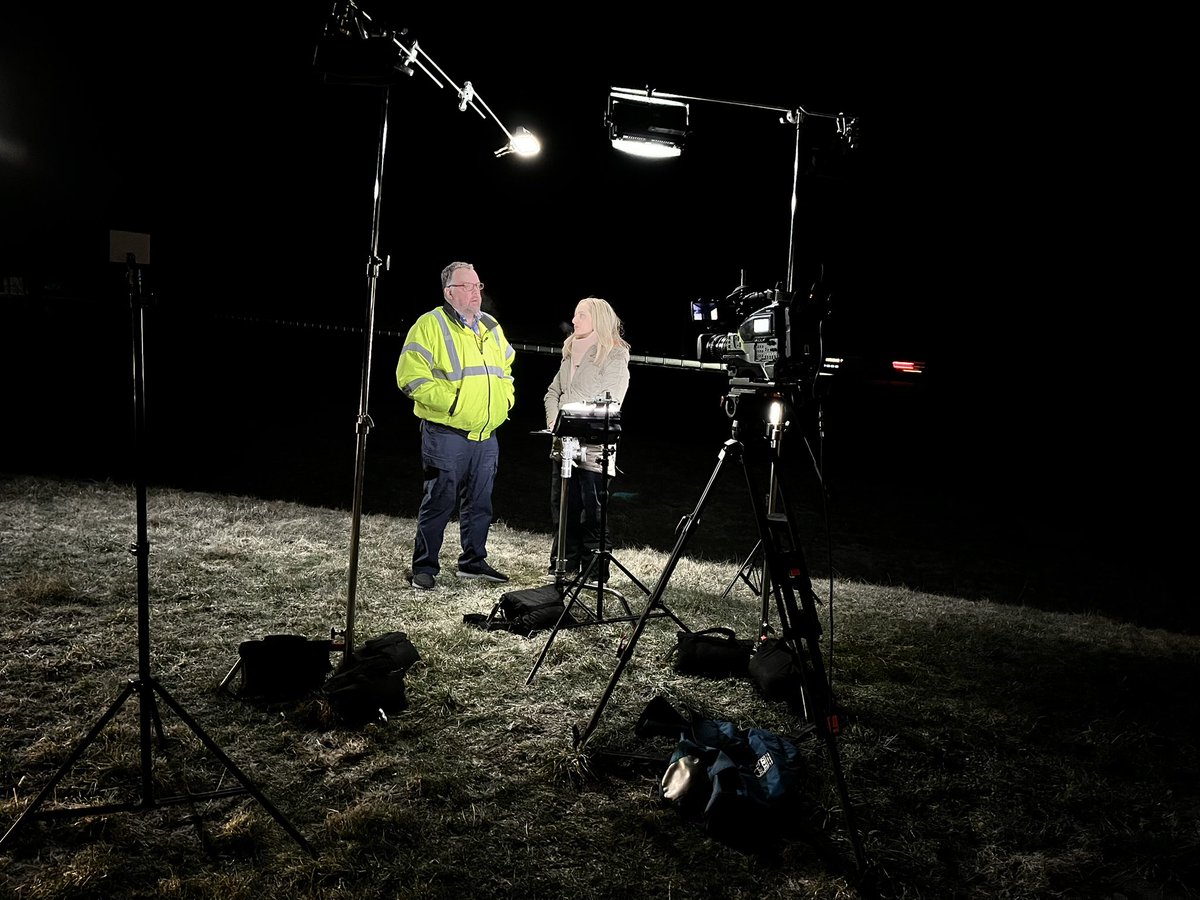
396 304 515 441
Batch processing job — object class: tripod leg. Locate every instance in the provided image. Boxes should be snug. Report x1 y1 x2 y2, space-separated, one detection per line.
574 441 739 748
526 583 589 685
149 688 169 747
749 460 870 876
574 550 637 620
607 553 652 598
0 680 139 850
527 549 637 687
721 539 762 599
530 435 664 685
149 679 316 858
528 545 684 687
783 583 869 874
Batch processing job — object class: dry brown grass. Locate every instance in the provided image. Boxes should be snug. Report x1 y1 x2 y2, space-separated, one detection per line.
1 474 1197 899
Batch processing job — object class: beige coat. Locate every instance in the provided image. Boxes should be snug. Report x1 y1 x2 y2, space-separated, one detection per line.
543 344 630 474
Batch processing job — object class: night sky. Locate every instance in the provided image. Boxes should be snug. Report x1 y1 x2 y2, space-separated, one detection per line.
1 5 1169 600
3 6 942 349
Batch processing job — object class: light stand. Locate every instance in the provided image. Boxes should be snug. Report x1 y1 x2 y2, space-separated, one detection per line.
0 253 314 857
607 86 858 295
609 83 851 674
314 2 540 660
526 399 675 686
602 86 866 876
339 77 390 666
547 435 632 608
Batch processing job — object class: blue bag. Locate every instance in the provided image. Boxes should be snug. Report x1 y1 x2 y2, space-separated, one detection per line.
661 716 806 844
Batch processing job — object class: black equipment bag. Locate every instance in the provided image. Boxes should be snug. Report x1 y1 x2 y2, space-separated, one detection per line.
236 634 333 701
500 585 578 635
464 585 577 637
351 631 422 672
323 631 421 726
748 637 806 706
669 627 754 678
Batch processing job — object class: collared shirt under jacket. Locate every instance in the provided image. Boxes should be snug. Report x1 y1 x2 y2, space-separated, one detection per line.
396 303 515 441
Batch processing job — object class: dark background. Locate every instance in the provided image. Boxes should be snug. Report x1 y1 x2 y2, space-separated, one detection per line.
0 7 1179 629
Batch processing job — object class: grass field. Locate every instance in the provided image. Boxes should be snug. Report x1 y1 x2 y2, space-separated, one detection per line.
2 474 1197 899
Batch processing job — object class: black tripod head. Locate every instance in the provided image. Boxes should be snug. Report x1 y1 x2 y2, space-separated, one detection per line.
722 384 793 448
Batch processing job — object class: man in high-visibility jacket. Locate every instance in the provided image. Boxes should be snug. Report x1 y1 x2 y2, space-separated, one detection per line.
396 261 515 590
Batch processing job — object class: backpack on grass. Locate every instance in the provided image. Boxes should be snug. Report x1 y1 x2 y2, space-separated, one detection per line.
323 631 421 726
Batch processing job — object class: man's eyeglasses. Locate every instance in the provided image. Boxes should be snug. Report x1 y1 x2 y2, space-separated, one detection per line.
448 282 485 292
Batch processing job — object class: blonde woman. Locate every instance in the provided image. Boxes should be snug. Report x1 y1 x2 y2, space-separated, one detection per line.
542 297 631 581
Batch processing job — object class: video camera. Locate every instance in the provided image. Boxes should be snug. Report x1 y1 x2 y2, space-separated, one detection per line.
692 279 832 401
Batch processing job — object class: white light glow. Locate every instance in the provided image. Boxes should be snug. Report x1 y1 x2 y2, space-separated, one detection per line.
495 126 542 158
610 137 682 159
509 126 541 157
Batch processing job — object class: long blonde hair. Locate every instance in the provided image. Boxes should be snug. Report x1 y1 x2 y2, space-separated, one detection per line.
563 296 629 364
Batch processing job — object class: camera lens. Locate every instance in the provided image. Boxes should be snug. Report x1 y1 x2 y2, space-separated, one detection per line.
697 333 736 362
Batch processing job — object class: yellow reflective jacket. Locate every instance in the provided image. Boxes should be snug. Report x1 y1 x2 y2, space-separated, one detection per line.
396 304 515 441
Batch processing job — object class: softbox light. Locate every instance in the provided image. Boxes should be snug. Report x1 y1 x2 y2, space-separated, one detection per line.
606 89 688 159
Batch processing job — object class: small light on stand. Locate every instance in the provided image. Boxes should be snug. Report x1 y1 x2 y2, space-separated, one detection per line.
496 126 541 158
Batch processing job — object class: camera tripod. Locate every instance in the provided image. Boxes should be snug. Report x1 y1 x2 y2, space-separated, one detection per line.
0 254 314 857
571 427 867 875
721 396 790 605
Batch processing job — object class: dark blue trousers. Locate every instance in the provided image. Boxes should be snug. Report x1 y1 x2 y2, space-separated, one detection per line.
413 421 499 576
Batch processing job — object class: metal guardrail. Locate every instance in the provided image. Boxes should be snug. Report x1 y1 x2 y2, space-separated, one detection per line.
512 342 725 373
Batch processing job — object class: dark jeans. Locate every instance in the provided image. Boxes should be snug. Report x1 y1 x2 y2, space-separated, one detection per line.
413 421 498 576
549 463 609 580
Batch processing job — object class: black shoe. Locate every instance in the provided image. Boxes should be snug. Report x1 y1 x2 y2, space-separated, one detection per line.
409 572 435 590
456 561 509 584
